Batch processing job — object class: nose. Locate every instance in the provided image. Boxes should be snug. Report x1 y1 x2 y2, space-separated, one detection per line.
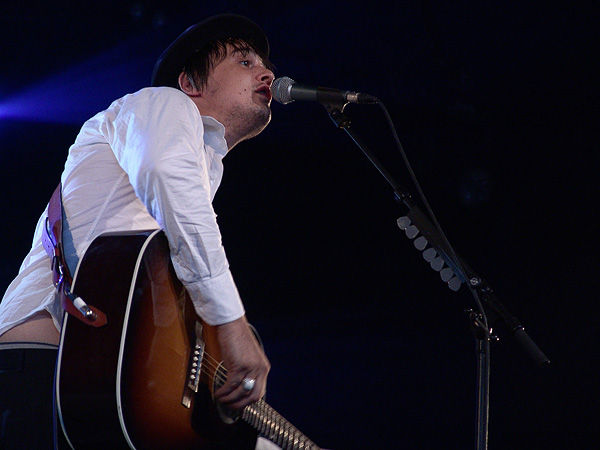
258 67 275 86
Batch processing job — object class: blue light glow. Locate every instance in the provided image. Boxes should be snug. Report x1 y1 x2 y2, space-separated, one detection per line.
0 34 158 125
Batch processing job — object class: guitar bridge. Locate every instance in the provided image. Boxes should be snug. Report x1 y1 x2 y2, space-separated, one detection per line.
181 321 205 408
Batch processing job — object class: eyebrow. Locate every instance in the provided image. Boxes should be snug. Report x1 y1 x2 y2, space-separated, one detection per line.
230 47 268 68
230 46 253 56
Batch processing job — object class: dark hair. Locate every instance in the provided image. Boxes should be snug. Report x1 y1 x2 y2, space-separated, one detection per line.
181 37 274 91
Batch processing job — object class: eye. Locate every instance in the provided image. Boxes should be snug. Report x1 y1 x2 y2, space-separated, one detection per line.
240 59 250 67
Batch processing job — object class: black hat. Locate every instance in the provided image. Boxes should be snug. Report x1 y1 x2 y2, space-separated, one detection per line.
151 14 269 88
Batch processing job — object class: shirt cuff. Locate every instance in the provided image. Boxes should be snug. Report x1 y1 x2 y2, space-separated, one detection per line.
183 269 245 325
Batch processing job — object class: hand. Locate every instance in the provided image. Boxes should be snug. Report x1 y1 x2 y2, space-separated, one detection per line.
213 316 270 410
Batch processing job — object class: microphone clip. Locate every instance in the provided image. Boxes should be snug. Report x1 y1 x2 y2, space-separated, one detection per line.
324 103 352 129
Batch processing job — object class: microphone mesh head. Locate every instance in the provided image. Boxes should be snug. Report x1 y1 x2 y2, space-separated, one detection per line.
270 77 296 104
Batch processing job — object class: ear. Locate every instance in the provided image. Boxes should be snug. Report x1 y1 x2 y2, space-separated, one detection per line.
178 72 201 97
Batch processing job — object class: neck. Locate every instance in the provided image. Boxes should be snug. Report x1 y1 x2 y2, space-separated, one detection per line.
222 117 267 151
223 131 242 151
187 94 270 151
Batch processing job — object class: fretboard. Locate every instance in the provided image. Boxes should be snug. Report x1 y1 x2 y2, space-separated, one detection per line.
242 399 321 450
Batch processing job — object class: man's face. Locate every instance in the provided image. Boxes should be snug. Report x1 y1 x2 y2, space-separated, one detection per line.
197 45 275 144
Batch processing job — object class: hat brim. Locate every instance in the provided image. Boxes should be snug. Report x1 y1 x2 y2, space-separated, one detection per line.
151 14 269 88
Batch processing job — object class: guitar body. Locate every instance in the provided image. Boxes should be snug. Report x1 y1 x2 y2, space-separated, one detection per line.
55 230 257 449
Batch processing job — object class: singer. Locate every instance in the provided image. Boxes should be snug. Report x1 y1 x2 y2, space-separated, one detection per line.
0 14 283 450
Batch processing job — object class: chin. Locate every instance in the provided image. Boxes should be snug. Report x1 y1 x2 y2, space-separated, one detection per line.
246 108 272 138
226 104 271 143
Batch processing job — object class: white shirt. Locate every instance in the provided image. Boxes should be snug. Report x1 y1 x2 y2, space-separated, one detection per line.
0 87 245 335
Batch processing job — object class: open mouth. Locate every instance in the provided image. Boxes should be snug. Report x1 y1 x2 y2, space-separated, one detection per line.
255 85 272 101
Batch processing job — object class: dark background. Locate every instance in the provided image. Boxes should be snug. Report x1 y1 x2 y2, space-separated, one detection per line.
1 1 597 449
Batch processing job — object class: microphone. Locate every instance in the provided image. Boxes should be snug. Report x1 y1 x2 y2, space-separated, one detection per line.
270 77 378 105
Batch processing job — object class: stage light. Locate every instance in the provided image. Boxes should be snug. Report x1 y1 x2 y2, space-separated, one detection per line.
0 34 157 125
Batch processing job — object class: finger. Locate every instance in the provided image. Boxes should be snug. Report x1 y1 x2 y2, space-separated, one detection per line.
214 375 242 398
215 363 266 398
215 369 253 396
215 375 262 404
215 374 265 409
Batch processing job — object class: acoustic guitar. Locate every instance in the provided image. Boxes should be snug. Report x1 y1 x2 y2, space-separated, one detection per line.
55 229 320 450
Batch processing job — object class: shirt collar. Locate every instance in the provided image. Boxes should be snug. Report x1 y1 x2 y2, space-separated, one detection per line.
200 115 228 158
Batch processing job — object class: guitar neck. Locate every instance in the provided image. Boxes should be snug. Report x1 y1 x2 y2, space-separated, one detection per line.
242 399 321 450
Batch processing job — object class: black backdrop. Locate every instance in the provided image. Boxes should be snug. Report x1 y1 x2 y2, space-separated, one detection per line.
1 1 597 449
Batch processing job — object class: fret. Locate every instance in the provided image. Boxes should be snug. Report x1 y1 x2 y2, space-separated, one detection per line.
243 400 320 450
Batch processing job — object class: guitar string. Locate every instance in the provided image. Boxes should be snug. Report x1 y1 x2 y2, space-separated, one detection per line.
196 346 261 391
191 348 314 448
195 348 227 385
188 342 318 448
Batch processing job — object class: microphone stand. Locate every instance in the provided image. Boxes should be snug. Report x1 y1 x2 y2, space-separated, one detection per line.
320 100 550 450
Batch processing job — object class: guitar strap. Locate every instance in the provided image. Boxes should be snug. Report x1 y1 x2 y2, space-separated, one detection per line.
42 183 107 327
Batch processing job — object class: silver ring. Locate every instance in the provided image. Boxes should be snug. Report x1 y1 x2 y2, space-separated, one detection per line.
242 378 256 391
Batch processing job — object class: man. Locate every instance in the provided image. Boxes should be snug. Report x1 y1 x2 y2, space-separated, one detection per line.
0 14 279 449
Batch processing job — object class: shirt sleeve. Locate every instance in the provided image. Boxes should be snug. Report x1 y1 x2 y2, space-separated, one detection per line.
98 87 244 325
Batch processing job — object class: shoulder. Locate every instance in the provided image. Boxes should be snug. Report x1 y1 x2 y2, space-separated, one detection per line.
121 87 198 114
98 87 204 136
80 87 206 150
